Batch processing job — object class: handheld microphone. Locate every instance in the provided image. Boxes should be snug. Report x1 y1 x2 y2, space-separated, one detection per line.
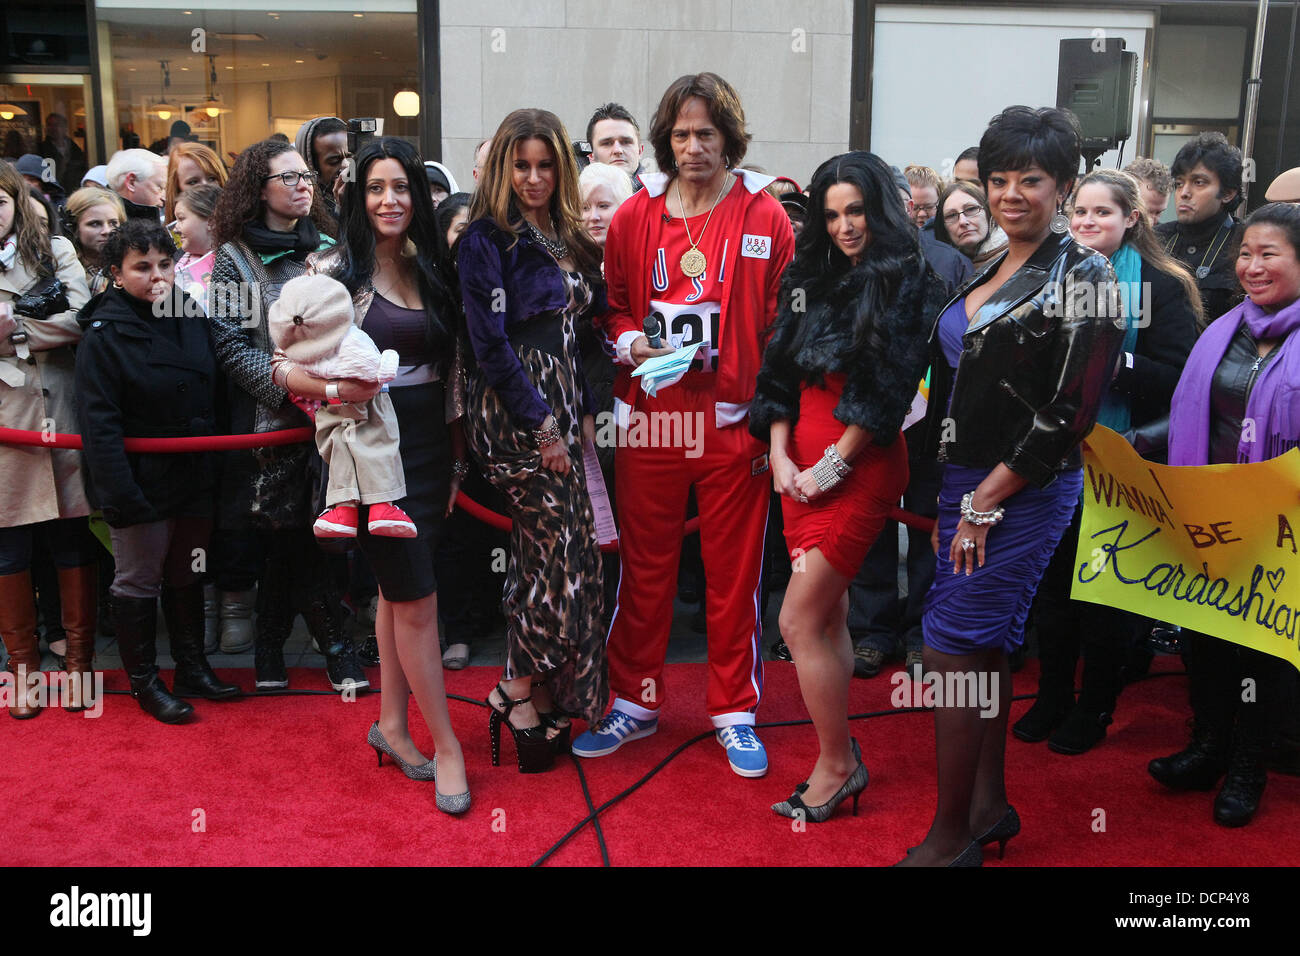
643 314 662 349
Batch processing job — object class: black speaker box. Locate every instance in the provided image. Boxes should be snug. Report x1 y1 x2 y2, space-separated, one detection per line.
1057 37 1137 150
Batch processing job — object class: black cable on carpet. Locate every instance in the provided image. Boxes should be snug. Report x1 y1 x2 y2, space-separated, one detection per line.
77 665 1186 866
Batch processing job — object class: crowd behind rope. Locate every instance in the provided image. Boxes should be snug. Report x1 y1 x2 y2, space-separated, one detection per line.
3 78 1300 859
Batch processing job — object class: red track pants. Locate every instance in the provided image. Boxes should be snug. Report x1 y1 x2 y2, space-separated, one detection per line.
606 377 768 727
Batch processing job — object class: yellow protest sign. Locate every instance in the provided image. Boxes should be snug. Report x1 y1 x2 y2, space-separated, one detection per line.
1072 425 1300 672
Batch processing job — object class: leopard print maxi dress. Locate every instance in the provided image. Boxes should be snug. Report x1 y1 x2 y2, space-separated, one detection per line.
466 271 607 723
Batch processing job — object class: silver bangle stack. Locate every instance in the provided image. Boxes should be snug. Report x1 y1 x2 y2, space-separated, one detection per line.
811 444 852 492
532 419 562 449
960 492 1005 526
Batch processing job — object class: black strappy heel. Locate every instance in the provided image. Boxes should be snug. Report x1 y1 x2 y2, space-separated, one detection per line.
486 682 555 773
532 678 572 755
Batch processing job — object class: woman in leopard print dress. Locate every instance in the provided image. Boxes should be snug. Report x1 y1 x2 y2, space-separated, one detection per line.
458 109 608 772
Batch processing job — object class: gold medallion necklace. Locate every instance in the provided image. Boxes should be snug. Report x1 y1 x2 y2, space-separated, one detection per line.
675 174 729 278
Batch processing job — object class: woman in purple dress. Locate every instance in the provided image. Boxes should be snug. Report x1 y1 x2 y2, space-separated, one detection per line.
899 106 1124 866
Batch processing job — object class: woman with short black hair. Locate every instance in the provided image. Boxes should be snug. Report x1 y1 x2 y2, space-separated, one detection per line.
899 106 1124 866
76 218 239 722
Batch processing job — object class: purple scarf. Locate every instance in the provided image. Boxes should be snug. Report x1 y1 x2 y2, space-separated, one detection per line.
1169 296 1300 465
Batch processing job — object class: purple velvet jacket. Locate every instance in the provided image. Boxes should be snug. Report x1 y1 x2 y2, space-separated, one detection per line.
457 216 604 428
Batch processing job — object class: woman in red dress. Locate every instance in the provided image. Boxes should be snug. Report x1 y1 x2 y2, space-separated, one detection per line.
750 151 948 821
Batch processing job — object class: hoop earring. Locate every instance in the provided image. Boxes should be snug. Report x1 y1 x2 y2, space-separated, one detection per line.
1049 202 1070 235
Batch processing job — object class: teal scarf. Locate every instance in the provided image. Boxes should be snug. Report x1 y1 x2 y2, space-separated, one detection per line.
1096 241 1142 433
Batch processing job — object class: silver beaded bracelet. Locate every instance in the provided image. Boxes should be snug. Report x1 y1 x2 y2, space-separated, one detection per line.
960 492 1005 526
452 458 470 479
811 456 844 492
823 444 852 478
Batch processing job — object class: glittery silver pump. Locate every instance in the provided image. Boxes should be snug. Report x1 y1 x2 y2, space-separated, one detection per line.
368 721 471 814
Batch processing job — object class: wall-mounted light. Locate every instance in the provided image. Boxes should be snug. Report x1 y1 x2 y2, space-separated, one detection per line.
393 90 420 117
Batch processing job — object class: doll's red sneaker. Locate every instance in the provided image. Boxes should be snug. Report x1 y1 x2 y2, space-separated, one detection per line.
367 503 418 538
314 503 359 538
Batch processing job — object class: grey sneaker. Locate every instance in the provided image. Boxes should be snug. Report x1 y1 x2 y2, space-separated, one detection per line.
853 646 885 678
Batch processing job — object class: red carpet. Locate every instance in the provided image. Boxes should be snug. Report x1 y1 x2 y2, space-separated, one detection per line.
4 656 1296 866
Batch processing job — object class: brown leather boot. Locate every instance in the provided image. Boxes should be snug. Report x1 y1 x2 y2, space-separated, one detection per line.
57 563 99 712
0 570 42 719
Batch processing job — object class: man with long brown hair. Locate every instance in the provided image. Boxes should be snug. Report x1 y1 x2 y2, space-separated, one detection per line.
573 73 794 777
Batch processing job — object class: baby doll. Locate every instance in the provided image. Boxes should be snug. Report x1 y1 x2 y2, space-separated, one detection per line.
269 273 416 538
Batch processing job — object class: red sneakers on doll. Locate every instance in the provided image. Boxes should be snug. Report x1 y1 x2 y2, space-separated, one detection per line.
314 504 359 538
367 503 418 538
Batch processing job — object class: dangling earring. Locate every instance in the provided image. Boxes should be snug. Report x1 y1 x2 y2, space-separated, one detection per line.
1050 201 1070 235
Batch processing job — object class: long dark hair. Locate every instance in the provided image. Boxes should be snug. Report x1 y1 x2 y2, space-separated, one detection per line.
780 151 921 353
210 138 334 248
435 191 471 265
335 136 455 344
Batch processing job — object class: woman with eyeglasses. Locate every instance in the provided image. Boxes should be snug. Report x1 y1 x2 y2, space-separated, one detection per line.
934 180 1008 272
206 139 368 695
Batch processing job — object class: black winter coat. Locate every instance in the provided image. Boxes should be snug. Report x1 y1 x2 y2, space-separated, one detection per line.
749 252 950 445
74 286 219 527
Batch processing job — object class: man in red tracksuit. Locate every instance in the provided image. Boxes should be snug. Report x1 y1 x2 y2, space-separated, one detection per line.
572 73 794 777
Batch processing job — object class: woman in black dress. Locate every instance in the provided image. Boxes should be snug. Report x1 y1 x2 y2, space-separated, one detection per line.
281 137 469 813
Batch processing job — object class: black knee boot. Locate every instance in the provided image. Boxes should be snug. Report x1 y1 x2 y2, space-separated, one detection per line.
114 594 194 724
166 583 242 700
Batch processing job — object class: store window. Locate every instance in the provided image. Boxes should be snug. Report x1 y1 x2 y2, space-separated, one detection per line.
0 77 95 194
94 0 419 166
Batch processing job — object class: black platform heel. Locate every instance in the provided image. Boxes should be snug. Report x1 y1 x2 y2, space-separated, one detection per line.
532 679 572 755
487 682 555 773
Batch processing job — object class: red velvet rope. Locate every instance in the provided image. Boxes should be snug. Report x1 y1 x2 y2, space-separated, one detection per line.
0 427 935 544
0 425 315 452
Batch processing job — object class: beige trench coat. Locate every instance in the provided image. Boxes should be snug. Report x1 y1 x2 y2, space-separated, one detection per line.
0 235 92 527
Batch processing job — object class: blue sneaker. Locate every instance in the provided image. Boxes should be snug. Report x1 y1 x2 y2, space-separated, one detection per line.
571 709 658 758
716 725 768 777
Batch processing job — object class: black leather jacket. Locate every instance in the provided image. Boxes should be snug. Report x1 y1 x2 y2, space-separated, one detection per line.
926 232 1125 487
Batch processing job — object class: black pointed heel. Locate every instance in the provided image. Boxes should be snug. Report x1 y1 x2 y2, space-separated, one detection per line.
487 683 555 773
974 805 1020 859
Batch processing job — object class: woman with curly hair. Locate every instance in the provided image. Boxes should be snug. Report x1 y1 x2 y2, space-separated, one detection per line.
206 138 366 694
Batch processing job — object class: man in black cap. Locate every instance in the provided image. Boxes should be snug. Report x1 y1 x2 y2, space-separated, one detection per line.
16 153 67 209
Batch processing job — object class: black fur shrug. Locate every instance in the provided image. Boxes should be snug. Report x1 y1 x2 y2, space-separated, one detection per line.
749 251 950 445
